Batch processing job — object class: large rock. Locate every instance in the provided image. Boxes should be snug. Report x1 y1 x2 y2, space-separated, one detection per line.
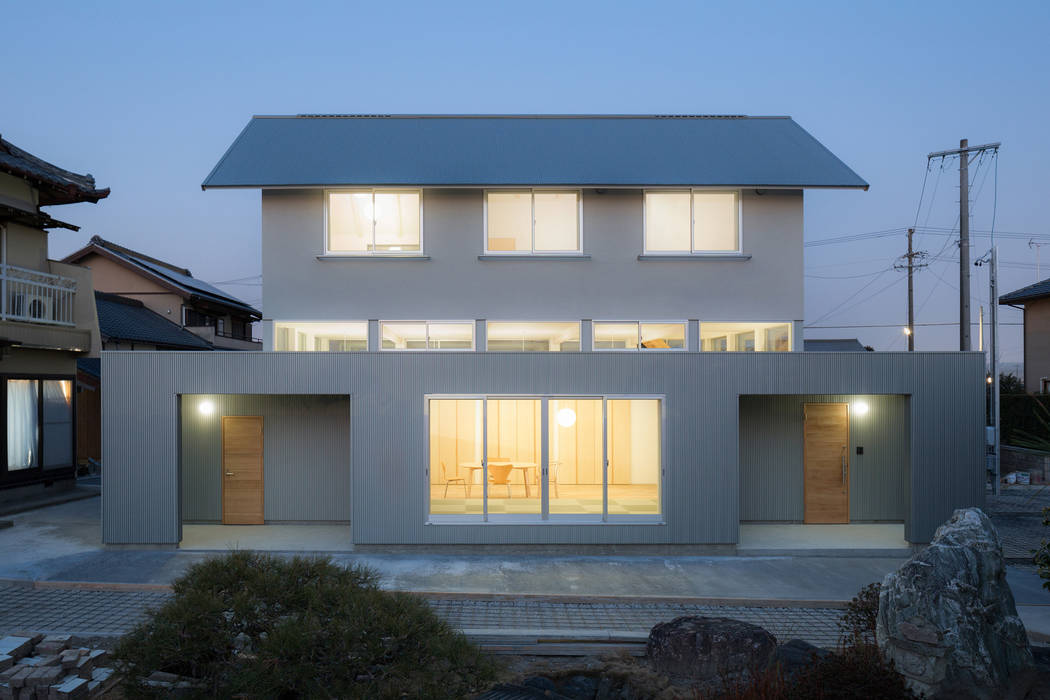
646 616 777 682
877 507 1034 699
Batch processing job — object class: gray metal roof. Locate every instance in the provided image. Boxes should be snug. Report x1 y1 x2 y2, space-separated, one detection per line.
803 338 870 352
202 115 868 189
1000 277 1050 305
95 292 213 350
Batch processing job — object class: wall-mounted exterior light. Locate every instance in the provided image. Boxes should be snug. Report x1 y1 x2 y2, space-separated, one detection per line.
852 400 869 416
198 400 216 416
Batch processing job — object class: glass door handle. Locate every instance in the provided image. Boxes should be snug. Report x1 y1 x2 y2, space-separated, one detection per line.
225 471 234 477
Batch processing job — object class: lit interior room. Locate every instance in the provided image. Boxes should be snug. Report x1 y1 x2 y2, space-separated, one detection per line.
274 322 368 351
428 397 660 519
700 322 792 351
486 322 580 352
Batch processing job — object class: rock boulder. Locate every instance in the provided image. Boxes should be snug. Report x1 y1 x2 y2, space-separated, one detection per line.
646 616 776 682
877 507 1034 699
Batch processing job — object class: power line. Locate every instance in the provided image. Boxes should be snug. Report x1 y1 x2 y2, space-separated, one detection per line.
807 322 1023 329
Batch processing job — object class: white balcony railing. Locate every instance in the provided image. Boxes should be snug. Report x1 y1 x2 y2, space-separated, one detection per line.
0 264 77 327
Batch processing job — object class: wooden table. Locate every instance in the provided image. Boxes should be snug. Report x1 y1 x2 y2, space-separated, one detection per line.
458 462 538 498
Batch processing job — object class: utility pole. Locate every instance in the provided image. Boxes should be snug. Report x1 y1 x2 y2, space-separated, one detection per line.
894 227 927 351
976 248 1001 495
1030 239 1048 281
927 139 1000 351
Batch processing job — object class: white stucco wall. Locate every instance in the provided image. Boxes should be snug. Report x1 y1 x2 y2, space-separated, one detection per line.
260 188 804 325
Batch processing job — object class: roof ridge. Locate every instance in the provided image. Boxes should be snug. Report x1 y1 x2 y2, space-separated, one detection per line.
89 235 194 277
260 114 788 120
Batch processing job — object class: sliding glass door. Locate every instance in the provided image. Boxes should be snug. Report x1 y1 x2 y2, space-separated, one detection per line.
427 395 662 522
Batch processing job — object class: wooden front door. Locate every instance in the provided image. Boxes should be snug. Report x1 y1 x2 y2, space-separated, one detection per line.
803 403 849 524
222 416 264 524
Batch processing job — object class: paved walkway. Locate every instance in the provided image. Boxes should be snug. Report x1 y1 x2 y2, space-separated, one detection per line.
986 485 1050 562
0 585 847 648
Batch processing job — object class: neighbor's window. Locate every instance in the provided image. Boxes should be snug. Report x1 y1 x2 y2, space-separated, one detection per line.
486 190 580 253
593 322 686 350
382 321 474 350
7 379 39 470
486 322 580 352
644 190 739 253
700 322 792 351
274 322 368 351
42 380 73 468
327 190 421 254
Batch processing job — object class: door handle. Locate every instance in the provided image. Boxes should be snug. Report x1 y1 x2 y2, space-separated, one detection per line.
225 471 234 477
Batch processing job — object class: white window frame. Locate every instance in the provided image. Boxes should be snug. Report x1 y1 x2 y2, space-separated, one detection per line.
642 188 742 255
380 320 475 351
591 321 689 352
324 188 424 256
484 321 582 352
483 188 584 255
424 393 665 525
272 320 370 352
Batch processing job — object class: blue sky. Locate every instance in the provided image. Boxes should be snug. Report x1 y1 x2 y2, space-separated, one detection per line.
4 0 1047 363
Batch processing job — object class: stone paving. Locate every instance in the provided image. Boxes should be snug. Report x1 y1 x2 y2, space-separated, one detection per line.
0 585 848 649
987 485 1050 562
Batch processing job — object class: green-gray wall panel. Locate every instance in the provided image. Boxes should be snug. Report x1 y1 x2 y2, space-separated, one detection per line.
740 395 909 522
101 351 984 546
180 395 351 523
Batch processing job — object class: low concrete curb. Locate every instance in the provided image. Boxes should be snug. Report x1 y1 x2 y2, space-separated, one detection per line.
0 488 99 518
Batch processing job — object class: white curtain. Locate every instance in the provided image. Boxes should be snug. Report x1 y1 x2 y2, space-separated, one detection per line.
7 379 38 470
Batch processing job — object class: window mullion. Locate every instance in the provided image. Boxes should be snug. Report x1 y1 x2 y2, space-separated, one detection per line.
530 190 537 253
371 191 377 254
601 398 609 521
689 189 696 253
482 397 489 522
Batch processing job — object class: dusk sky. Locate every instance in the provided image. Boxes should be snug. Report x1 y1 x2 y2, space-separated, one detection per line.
5 0 1047 365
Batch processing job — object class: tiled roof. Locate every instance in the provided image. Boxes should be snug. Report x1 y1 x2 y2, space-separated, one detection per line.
95 292 212 350
65 236 261 318
203 115 868 189
999 277 1050 305
0 136 109 206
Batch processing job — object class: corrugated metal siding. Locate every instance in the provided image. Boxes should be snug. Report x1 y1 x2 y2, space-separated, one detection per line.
739 395 909 522
101 351 983 545
180 395 351 522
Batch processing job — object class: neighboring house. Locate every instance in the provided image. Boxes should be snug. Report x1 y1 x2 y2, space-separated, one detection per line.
94 292 213 351
999 277 1050 393
74 292 214 464
101 115 985 549
804 338 872 352
0 136 106 498
62 235 261 350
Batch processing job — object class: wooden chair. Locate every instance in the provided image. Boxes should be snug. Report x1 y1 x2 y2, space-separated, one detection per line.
549 461 561 498
440 461 466 498
487 457 513 498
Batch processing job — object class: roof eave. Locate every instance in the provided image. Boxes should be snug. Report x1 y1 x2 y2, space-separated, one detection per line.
203 182 869 191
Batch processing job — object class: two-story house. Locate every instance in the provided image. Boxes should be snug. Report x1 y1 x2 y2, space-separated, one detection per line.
1000 278 1050 394
101 115 985 551
0 137 105 500
63 236 262 351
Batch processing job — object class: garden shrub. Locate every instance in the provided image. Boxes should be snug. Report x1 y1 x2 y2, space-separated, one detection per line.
113 551 497 699
838 581 880 645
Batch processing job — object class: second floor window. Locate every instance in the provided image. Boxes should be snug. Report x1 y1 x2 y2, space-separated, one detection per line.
327 190 421 255
644 190 740 254
486 190 580 254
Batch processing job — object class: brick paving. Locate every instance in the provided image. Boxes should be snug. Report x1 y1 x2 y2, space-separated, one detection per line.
986 485 1050 562
0 585 847 648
